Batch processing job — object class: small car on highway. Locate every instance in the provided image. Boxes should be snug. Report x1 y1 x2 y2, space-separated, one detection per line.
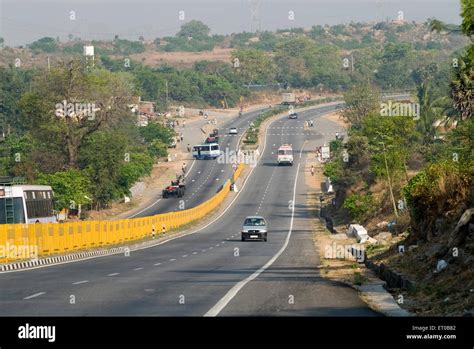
229 127 238 135
289 112 298 119
241 216 268 242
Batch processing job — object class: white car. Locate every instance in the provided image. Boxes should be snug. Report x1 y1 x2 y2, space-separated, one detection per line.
241 216 268 242
229 127 238 135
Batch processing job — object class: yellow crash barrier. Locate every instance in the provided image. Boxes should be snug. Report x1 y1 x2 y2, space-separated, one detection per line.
0 164 245 263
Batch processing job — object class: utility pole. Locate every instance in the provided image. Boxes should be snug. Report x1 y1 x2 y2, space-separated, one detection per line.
382 142 399 217
351 53 354 74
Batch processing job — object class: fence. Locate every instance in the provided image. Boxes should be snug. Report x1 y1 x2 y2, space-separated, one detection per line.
0 163 245 263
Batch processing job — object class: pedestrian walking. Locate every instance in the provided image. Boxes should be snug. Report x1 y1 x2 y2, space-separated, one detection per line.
182 162 187 174
187 144 191 152
180 133 184 142
311 165 315 176
183 120 186 128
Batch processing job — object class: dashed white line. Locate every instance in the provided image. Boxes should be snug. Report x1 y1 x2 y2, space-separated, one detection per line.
73 280 89 285
182 255 188 258
169 258 176 262
108 273 119 276
192 252 198 255
23 292 45 300
154 263 162 266
205 144 306 317
133 267 143 271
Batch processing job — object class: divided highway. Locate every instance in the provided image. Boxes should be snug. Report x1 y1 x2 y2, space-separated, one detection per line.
127 107 272 218
0 103 378 316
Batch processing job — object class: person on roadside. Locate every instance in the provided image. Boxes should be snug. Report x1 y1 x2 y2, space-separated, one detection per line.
311 165 315 176
182 162 187 174
187 144 191 152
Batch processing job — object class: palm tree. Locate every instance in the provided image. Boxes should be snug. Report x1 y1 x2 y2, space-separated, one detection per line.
450 54 473 121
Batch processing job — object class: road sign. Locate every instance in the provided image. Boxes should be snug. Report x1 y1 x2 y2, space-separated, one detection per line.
321 145 330 160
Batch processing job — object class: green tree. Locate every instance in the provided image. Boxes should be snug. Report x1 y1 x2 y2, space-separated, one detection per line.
37 169 91 212
232 48 276 86
19 59 136 168
78 131 126 208
177 20 211 40
340 84 381 129
28 37 58 53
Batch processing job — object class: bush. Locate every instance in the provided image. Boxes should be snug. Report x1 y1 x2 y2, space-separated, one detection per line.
148 139 168 158
343 193 375 221
323 161 343 182
403 161 472 226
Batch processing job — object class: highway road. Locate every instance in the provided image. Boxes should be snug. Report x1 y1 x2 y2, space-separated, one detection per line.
0 103 378 316
126 107 272 218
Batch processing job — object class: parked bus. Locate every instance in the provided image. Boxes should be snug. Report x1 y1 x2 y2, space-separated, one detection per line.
192 143 221 159
0 183 56 224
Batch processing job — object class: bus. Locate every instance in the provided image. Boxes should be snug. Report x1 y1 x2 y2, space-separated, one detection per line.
192 143 221 160
0 183 57 224
277 144 293 166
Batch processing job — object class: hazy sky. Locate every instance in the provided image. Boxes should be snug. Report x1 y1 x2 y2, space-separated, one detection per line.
0 0 462 46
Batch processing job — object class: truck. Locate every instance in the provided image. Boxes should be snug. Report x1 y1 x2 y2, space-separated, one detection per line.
162 176 186 198
281 93 296 105
277 144 293 166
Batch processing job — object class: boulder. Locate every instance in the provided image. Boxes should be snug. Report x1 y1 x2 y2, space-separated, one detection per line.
374 232 392 241
435 259 448 273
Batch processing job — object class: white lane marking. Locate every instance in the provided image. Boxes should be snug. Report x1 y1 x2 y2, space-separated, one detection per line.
209 246 214 250
192 252 198 255
127 197 162 218
73 280 89 285
23 292 45 300
202 249 207 252
169 258 176 262
184 159 196 178
154 263 162 266
182 255 188 258
108 273 119 276
204 146 304 317
133 267 143 271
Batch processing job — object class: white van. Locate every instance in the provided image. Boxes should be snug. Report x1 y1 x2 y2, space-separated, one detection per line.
277 144 293 166
192 143 221 159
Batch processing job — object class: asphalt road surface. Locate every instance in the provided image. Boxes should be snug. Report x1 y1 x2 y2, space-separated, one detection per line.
126 107 272 218
0 103 379 316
